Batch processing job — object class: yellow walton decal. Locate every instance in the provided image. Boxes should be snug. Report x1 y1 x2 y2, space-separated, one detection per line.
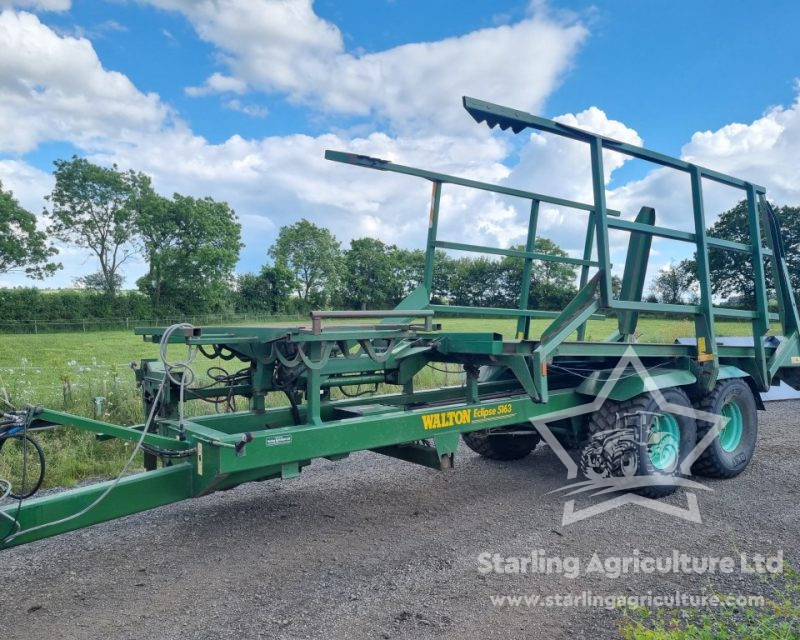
421 408 472 430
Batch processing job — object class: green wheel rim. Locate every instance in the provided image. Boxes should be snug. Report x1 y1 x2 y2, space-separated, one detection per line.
648 413 680 471
719 401 743 452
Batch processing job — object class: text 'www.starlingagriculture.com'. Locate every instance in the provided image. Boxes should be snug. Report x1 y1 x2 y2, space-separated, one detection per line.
489 591 765 610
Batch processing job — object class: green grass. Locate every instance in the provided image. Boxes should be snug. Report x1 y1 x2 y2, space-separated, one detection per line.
619 566 800 639
0 316 771 490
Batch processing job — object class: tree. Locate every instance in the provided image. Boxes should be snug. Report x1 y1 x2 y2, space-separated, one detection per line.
774 204 800 295
268 219 341 308
450 256 504 307
339 238 401 309
133 193 170 310
75 271 123 292
46 157 152 295
611 275 623 300
392 248 426 298
0 181 59 278
236 265 296 314
705 200 799 307
136 194 242 314
498 237 577 310
649 259 695 305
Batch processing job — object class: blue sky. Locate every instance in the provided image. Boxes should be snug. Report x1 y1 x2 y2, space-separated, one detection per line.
1 0 799 290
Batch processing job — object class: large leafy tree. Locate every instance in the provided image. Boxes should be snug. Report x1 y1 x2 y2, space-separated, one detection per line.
136 194 242 314
46 157 151 295
76 271 124 292
498 237 578 309
450 256 505 307
0 181 59 278
236 265 296 314
649 259 696 305
392 247 426 299
340 237 401 309
268 219 341 307
704 200 799 307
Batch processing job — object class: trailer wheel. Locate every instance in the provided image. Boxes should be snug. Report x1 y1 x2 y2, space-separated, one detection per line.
692 378 757 478
586 387 697 498
462 427 540 461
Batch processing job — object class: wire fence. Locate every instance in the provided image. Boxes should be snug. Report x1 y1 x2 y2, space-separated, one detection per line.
0 312 309 335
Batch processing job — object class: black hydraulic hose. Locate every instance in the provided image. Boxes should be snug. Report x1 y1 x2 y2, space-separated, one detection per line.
0 434 44 499
283 389 302 426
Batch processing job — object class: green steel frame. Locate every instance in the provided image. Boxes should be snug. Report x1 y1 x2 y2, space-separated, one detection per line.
3 97 799 550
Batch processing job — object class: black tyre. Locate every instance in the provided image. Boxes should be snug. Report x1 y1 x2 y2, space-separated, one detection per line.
692 378 757 478
586 387 697 498
0 434 45 499
462 427 540 461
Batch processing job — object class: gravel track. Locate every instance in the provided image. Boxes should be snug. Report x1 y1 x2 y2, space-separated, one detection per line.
3 400 799 639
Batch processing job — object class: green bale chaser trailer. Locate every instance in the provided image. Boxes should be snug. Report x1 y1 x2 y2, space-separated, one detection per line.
2 97 799 549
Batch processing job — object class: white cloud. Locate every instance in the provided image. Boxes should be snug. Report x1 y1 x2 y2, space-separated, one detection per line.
161 27 176 43
490 106 644 257
0 7 548 287
145 0 587 133
682 96 800 206
0 0 69 11
0 10 169 153
54 18 128 41
185 71 247 97
223 99 268 118
85 127 510 251
4 1 799 300
608 91 800 237
600 90 800 289
0 159 52 215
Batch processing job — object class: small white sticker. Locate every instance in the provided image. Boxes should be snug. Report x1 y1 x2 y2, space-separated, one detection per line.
266 434 292 447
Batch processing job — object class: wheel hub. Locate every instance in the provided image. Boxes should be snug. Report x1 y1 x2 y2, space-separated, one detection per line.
719 401 744 452
648 413 680 471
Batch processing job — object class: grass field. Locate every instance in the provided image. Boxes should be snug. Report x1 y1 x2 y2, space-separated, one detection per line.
0 315 770 490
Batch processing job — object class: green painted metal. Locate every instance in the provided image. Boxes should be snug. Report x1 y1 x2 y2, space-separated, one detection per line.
434 240 597 268
3 96 800 551
716 365 751 381
429 304 604 321
538 274 601 354
1 464 192 549
31 408 194 451
324 150 624 217
462 96 767 192
575 211 596 342
516 199 540 339
689 165 719 392
576 367 696 403
719 402 744 452
460 96 791 368
616 207 655 340
607 218 772 257
747 183 770 391
423 180 442 293
588 136 613 307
